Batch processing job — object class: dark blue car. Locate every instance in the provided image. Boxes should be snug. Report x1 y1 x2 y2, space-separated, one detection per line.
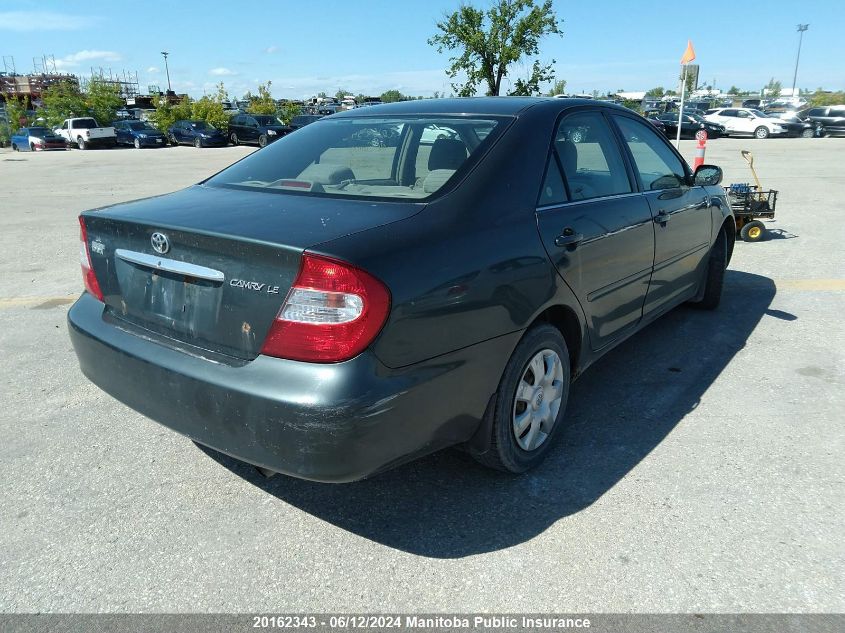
167 120 228 148
113 120 167 148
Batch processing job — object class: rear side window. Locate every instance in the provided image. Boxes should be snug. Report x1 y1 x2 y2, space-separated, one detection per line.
538 155 567 206
553 111 632 201
613 116 687 191
208 116 505 200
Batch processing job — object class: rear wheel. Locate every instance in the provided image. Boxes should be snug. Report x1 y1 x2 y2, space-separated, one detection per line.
258 134 268 148
754 126 770 139
30 142 36 151
134 138 141 149
76 136 87 150
473 324 570 473
230 132 239 146
740 220 766 242
690 228 727 310
11 143 17 151
801 128 814 138
169 134 179 146
194 137 202 148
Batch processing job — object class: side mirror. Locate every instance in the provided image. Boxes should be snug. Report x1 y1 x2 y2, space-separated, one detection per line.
694 164 723 186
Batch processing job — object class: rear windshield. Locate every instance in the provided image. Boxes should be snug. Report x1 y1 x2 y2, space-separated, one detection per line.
128 121 155 131
74 118 99 128
253 115 283 126
207 115 505 200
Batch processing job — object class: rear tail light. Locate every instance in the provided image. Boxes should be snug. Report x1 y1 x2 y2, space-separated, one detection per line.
78 216 104 301
261 253 390 363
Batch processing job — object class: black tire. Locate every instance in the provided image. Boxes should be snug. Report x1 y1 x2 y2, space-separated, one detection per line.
690 228 727 310
169 134 179 146
754 126 770 139
30 142 36 151
134 138 141 149
740 220 766 242
11 143 17 151
801 128 814 138
230 132 239 146
76 136 87 150
194 137 202 148
472 324 571 474
258 134 268 148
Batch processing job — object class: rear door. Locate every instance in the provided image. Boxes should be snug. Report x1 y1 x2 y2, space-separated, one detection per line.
535 109 655 350
611 114 711 315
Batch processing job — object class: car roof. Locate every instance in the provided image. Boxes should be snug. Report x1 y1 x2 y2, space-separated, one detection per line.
328 96 628 118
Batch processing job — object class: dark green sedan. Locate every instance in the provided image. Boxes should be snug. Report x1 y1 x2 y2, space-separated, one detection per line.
69 98 734 482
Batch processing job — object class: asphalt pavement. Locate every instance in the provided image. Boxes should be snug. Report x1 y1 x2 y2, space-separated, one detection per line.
0 137 842 612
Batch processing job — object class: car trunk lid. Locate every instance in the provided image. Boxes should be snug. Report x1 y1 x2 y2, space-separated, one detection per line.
83 184 422 360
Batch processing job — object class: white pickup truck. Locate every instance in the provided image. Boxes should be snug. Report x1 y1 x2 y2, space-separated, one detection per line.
54 117 117 150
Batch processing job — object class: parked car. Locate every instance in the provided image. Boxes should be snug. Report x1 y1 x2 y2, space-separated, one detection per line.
647 118 667 135
655 112 725 138
228 114 291 147
54 117 117 149
741 98 762 108
10 126 66 151
70 98 732 482
759 113 815 138
113 120 168 148
703 108 788 138
167 120 228 147
800 106 845 137
289 114 324 131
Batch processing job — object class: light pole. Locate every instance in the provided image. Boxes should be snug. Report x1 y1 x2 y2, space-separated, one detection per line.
791 24 809 100
160 51 172 93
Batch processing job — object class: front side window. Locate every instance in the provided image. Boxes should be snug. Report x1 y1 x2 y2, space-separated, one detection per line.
207 116 505 200
552 111 632 201
613 115 688 191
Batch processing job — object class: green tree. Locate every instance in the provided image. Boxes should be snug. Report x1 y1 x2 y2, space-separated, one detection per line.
645 86 664 97
278 101 301 125
380 89 404 103
765 77 782 98
40 81 88 127
335 88 351 102
428 0 563 96
85 78 123 125
354 93 368 105
245 82 277 115
1 95 30 146
191 82 229 130
727 85 740 95
547 78 567 96
148 95 193 135
809 89 845 107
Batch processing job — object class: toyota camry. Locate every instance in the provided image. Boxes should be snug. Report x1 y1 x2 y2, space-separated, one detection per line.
69 98 734 482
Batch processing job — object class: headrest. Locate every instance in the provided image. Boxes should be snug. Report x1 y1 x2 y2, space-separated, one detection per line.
428 138 467 171
297 163 355 185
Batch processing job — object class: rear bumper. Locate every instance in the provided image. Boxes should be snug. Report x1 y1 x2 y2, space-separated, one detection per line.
136 136 167 146
68 293 517 482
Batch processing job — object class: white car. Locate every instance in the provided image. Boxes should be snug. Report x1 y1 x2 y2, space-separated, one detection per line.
703 108 788 139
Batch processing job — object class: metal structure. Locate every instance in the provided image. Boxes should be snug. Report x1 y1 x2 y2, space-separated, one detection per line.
791 24 809 98
1 53 80 106
90 67 140 99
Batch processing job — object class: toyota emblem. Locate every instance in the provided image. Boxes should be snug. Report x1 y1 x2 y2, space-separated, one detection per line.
150 232 170 254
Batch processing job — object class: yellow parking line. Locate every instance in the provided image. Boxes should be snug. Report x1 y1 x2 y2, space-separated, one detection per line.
776 279 845 291
0 295 77 309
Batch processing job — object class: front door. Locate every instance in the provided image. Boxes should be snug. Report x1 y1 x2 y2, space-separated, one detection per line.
612 114 712 315
535 110 655 350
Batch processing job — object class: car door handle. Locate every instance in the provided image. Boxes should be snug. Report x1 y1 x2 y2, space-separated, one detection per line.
554 230 584 248
654 211 672 224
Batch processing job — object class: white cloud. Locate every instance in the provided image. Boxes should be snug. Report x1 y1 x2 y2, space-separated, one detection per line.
264 45 278 54
147 66 160 73
53 50 123 71
209 67 237 76
0 10 99 31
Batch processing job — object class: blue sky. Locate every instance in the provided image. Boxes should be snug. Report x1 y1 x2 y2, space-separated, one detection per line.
1 0 842 99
